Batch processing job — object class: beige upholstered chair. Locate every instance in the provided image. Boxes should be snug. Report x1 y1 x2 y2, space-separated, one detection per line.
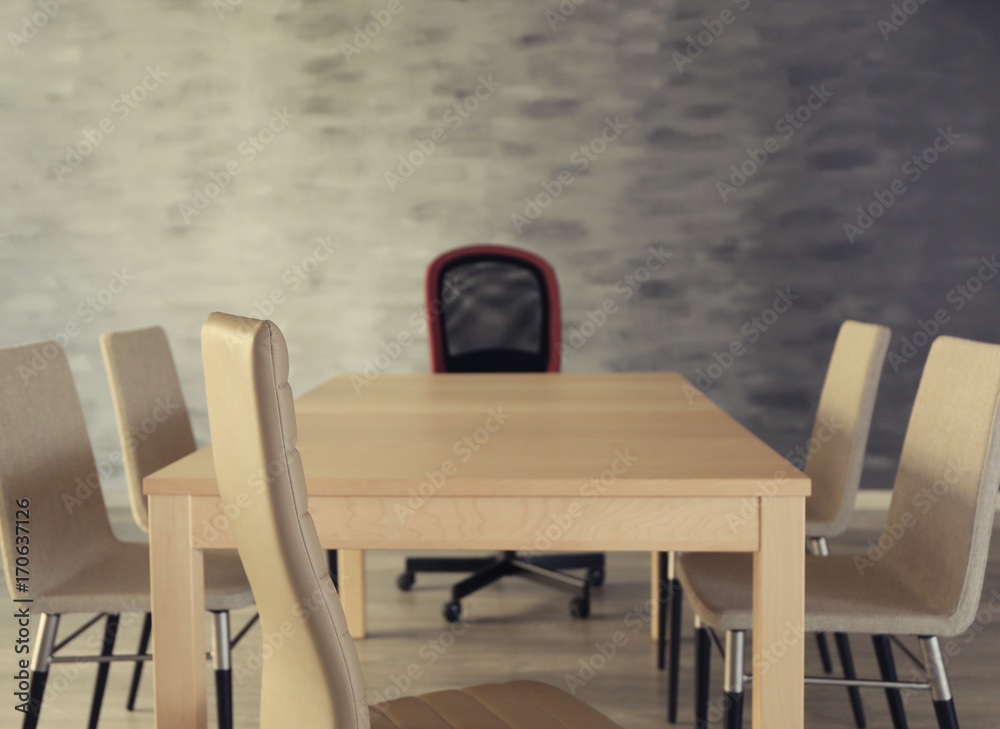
100 325 255 727
662 319 890 726
201 312 625 729
0 340 251 729
679 335 1000 729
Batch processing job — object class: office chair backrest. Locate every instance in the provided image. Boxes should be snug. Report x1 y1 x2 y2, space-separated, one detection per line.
805 320 891 538
101 326 198 532
426 244 561 373
0 342 118 602
882 335 1000 635
202 313 367 729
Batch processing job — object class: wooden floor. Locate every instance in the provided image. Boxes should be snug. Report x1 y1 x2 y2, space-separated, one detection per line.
4 509 999 728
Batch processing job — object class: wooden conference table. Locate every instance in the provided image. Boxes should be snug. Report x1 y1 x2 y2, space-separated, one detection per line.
145 372 809 729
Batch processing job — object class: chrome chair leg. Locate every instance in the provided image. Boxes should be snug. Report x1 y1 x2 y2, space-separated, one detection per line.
920 636 959 729
723 630 746 729
212 611 234 729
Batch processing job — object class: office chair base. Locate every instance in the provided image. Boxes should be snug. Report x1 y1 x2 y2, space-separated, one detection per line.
437 553 594 620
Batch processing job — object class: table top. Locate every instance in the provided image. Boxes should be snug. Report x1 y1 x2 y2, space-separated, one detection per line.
144 372 809 498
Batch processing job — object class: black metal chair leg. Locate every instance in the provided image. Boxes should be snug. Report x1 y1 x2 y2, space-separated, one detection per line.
932 699 960 729
22 670 49 729
694 621 711 729
87 613 120 729
667 575 683 723
216 669 233 729
126 613 153 711
815 631 834 673
873 635 909 729
22 613 59 729
212 611 234 729
657 552 668 670
835 632 867 728
327 549 338 588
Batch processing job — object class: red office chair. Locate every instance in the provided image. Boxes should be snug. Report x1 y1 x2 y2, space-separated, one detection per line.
397 244 605 621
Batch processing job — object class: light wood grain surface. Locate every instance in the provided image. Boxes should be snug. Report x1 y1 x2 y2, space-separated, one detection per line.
146 373 810 497
144 372 808 729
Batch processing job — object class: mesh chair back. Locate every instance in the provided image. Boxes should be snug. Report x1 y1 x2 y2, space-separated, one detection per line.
426 245 561 373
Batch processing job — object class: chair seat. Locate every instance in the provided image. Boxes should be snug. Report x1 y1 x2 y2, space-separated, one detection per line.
678 552 960 637
370 681 622 729
32 541 253 614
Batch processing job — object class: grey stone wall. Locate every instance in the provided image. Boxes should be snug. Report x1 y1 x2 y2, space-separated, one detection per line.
2 0 998 502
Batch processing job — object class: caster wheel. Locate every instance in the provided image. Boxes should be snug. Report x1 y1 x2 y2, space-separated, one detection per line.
588 568 605 587
443 601 462 623
570 597 590 619
396 572 415 591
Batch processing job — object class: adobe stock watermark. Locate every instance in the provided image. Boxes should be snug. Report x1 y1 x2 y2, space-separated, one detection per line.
565 573 680 695
52 65 170 181
383 74 501 191
887 256 999 372
213 0 244 20
672 0 751 73
546 0 588 30
340 0 411 62
561 245 672 360
878 0 933 40
349 275 468 393
237 235 341 322
179 107 296 223
8 0 73 54
511 115 630 234
843 126 960 243
62 397 181 513
854 458 971 575
368 617 475 707
14 598 146 714
716 84 833 201
393 408 511 523
897 587 1000 704
16 268 136 384
521 449 639 558
682 287 798 403
727 415 844 533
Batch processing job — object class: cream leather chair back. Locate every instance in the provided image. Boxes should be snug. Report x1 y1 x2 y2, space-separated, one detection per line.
882 334 1000 635
202 313 367 729
0 342 119 605
101 325 198 532
805 320 892 537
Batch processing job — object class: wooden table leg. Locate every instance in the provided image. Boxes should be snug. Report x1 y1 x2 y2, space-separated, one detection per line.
753 496 805 729
337 549 367 639
150 495 207 729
